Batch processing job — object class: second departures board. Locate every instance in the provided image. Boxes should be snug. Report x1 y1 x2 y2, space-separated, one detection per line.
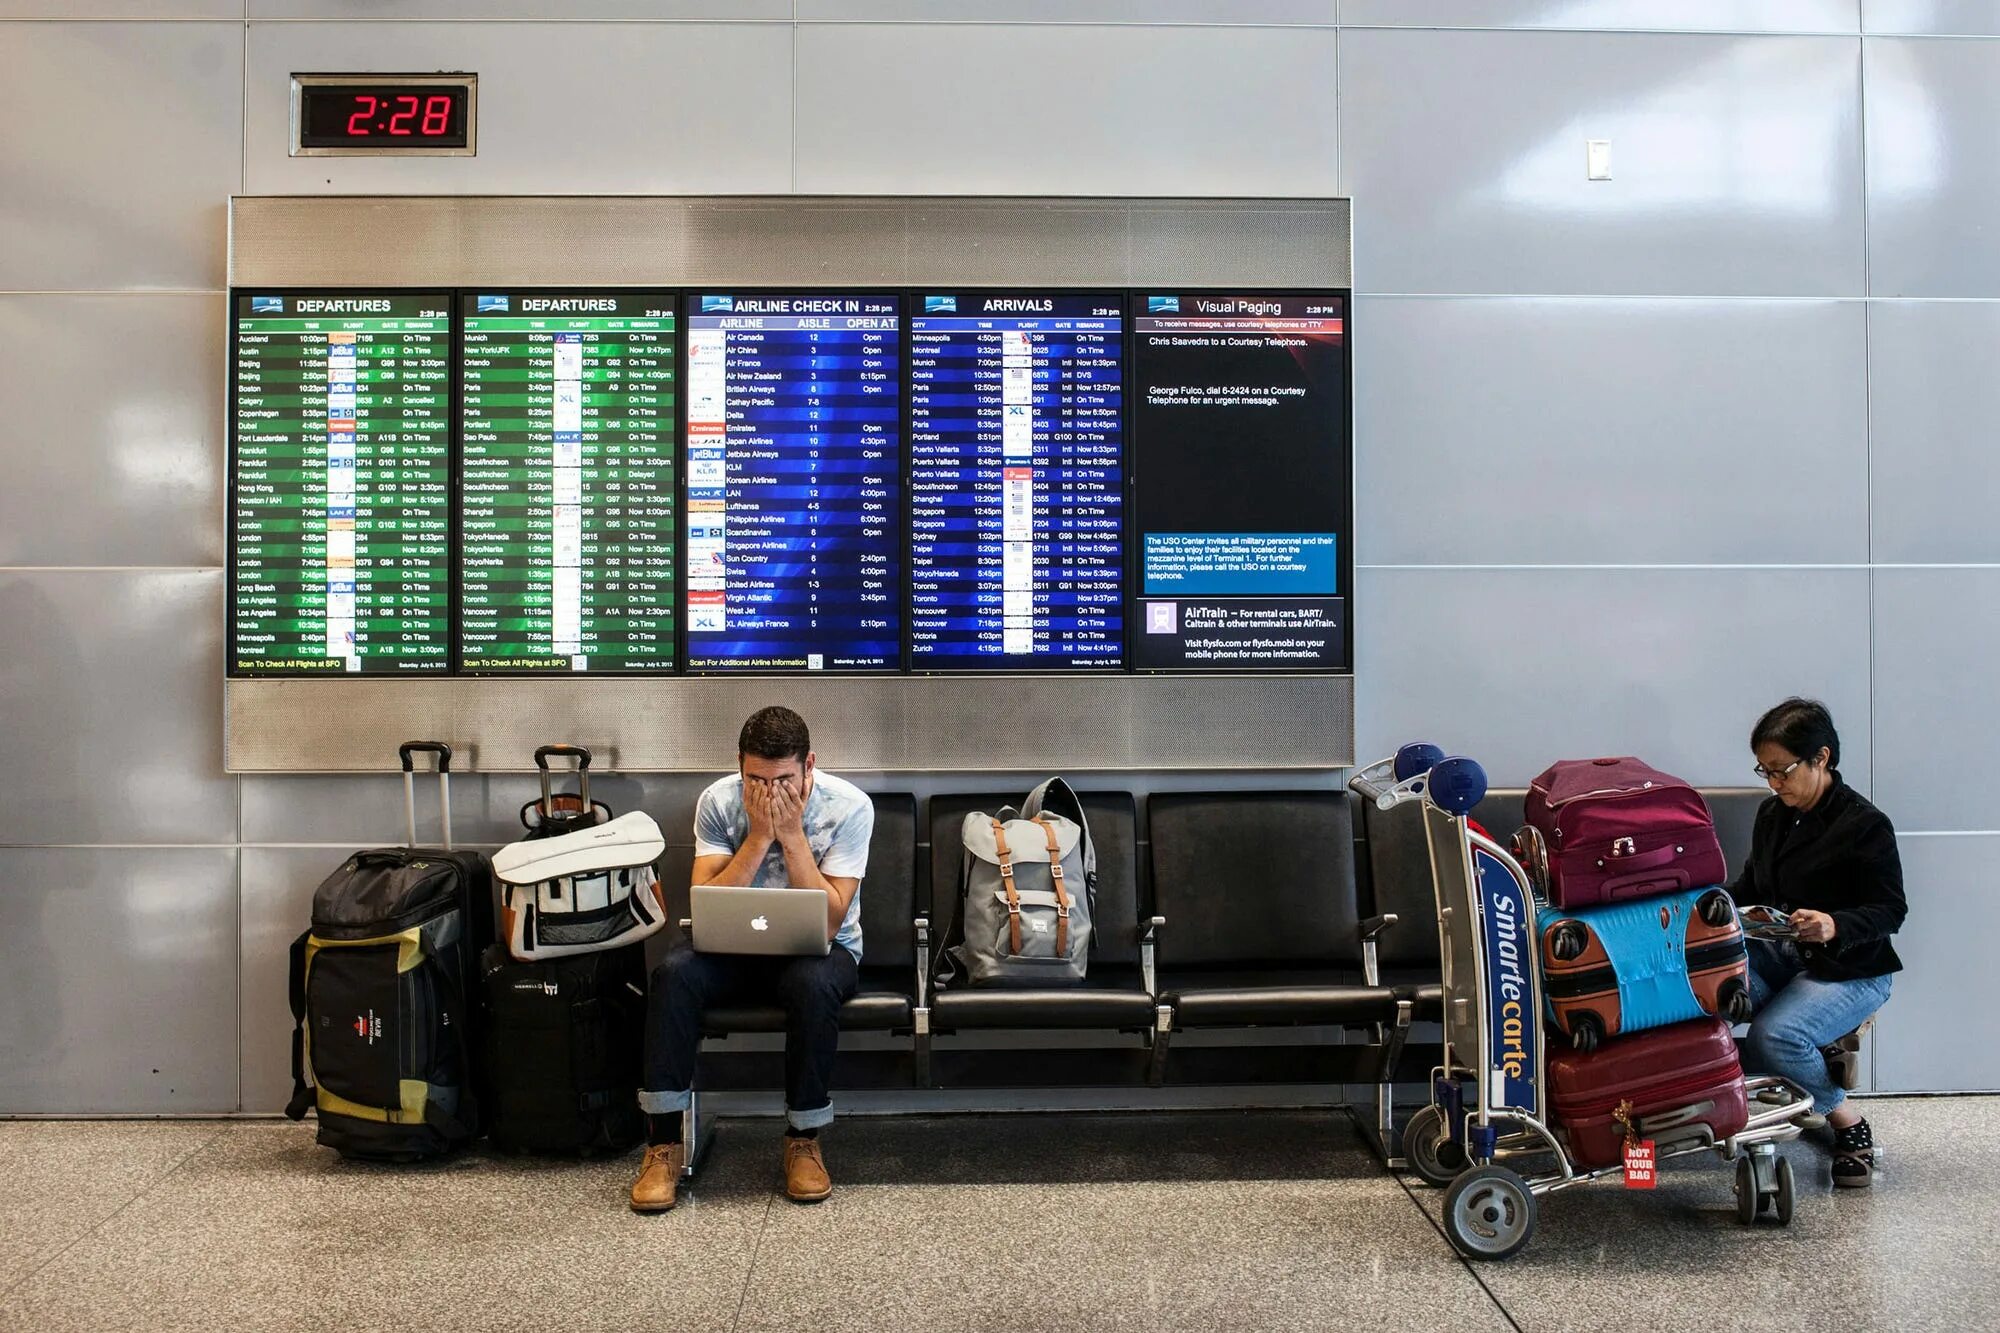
227 288 1349 677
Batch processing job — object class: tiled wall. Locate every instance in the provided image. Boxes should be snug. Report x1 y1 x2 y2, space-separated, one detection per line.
2 2 1990 1109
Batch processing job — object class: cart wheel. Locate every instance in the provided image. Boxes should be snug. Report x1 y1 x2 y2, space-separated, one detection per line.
1403 1104 1468 1189
1443 1166 1538 1261
1734 1155 1761 1224
1773 1156 1795 1226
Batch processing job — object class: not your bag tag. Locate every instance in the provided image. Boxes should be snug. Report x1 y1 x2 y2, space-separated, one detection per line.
1614 1100 1656 1189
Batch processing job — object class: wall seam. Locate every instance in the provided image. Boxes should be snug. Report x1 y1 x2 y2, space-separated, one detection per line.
1858 27 1880 1094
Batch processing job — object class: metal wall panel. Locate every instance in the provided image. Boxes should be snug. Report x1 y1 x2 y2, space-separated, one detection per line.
0 22 241 291
1865 38 2000 297
1341 0 1858 30
1870 835 1997 1091
792 24 1339 197
227 196 1351 290
1354 567 1873 788
1355 296 1868 565
238 847 341 1113
244 23 793 196
0 2 237 13
1872 568 2000 831
240 770 713 847
251 1 789 16
0 848 239 1113
0 571 236 844
0 295 224 567
795 0 1334 20
225 676 1354 772
1868 300 2000 564
1338 29 1864 296
1863 0 2000 34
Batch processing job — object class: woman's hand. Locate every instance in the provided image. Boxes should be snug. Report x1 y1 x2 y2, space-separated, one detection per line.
1790 908 1838 945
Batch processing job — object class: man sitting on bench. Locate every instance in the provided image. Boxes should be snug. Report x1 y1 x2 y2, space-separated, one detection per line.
630 705 872 1212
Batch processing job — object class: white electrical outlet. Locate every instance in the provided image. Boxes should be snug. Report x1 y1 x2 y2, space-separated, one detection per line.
1586 139 1612 181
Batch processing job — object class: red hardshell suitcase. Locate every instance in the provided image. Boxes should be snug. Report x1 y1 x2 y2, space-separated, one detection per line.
1524 756 1727 909
1547 1017 1749 1169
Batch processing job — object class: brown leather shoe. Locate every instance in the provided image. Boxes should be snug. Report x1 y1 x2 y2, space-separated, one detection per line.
783 1135 832 1202
630 1142 685 1213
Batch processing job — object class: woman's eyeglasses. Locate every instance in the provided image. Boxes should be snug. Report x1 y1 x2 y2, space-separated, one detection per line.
1754 758 1808 782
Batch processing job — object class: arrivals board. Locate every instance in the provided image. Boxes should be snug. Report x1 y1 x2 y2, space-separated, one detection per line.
228 291 451 674
458 291 677 672
908 292 1125 670
1129 293 1349 671
685 294 901 671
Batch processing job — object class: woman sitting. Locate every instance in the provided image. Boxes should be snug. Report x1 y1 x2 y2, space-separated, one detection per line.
1730 698 1906 1188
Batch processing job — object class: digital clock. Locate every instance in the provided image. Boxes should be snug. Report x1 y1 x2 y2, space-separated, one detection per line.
291 74 476 156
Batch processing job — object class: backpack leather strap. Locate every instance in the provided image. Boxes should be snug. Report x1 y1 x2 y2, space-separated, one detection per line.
1031 816 1071 956
991 819 1023 955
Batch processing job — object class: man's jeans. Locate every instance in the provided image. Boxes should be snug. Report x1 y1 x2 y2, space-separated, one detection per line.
1742 937 1892 1114
640 943 859 1131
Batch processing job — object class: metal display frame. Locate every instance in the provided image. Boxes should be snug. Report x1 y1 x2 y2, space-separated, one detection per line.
224 195 1354 773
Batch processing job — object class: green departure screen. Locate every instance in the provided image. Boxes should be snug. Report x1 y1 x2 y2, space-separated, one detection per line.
458 291 678 672
228 292 452 675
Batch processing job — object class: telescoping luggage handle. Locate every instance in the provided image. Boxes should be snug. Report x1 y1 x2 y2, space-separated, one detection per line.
398 740 453 851
535 744 592 817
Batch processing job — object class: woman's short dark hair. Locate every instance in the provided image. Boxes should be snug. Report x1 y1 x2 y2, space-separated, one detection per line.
739 705 811 763
1751 697 1840 770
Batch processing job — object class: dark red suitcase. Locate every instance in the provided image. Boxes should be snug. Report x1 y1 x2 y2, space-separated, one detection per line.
1547 1017 1749 1169
1525 756 1728 909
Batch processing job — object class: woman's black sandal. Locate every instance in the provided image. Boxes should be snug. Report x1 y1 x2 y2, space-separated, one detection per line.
1831 1117 1876 1189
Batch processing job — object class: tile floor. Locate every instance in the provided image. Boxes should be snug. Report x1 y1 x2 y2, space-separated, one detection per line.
0 1098 1988 1333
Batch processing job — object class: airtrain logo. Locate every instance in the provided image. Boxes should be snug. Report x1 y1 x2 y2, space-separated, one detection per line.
251 296 284 314
1147 296 1180 314
701 295 735 313
476 294 510 313
923 295 957 314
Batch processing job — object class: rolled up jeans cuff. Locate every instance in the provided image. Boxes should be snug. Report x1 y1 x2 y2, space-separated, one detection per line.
637 1087 693 1114
787 1101 835 1131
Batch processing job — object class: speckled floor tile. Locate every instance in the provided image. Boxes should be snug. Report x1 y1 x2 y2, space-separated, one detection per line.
0 1118 775 1333
0 1120 227 1295
733 1111 1514 1333
1404 1096 2000 1333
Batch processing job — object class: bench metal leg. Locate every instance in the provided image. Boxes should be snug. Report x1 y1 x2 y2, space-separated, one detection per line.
914 1008 932 1088
682 1089 718 1181
1146 1005 1174 1086
1356 1001 1413 1169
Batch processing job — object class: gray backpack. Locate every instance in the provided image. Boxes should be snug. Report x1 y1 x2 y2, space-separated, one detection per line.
942 778 1097 988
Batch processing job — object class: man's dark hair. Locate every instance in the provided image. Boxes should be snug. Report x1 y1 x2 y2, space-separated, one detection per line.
1751 697 1840 770
739 705 811 763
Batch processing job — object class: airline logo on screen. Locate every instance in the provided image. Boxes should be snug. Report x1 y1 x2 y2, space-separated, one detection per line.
1147 296 1180 314
923 295 957 314
476 294 510 313
251 296 284 314
701 295 735 313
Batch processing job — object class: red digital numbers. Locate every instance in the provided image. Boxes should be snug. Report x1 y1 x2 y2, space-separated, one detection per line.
422 95 452 136
346 94 377 136
388 94 419 135
335 89 455 140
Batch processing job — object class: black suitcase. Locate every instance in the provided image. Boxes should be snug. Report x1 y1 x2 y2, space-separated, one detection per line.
284 742 493 1161
479 942 648 1156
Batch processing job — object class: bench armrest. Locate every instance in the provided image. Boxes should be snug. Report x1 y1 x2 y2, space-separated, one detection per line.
1359 913 1400 942
1141 916 1165 996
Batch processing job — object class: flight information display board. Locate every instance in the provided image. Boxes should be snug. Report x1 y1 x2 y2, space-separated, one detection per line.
1130 293 1348 671
908 292 1125 670
685 294 901 671
458 291 677 672
229 291 451 674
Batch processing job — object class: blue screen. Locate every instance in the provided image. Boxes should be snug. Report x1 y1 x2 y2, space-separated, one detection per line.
908 293 1125 669
684 294 901 671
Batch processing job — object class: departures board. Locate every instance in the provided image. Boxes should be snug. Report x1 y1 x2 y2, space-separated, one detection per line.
229 292 452 673
227 288 1348 678
458 291 677 672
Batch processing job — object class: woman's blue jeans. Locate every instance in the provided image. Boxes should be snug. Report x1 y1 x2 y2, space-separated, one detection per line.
1742 937 1892 1115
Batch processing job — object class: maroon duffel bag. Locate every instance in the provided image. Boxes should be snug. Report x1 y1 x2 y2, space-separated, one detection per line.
1524 756 1727 910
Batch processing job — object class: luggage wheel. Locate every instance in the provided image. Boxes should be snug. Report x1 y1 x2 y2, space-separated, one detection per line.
1733 1146 1794 1226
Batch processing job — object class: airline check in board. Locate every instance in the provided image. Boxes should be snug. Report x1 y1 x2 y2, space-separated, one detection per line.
227 289 1348 677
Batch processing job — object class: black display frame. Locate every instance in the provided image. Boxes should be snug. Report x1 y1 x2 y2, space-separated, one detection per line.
225 286 458 679
679 289 909 677
1126 287 1354 677
451 286 682 677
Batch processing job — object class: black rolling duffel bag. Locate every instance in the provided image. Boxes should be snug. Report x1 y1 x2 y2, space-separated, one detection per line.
284 742 493 1161
479 743 648 1157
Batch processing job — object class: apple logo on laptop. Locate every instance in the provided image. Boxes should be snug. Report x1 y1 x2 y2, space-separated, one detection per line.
751 915 769 931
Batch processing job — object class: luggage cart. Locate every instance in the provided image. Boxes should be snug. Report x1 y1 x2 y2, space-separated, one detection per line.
1352 752 1818 1260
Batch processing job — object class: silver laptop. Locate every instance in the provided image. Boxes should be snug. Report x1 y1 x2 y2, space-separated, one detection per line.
689 884 831 957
